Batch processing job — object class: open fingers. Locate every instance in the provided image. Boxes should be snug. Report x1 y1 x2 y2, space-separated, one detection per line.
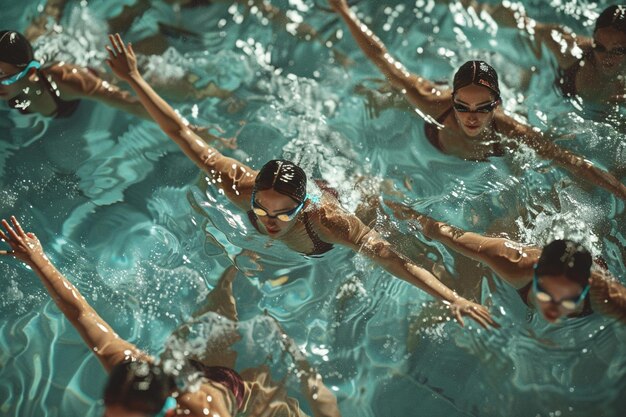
105 45 116 60
109 34 123 54
115 33 127 54
0 228 8 243
454 309 465 327
0 250 14 256
1 219 21 243
11 216 27 238
127 42 135 57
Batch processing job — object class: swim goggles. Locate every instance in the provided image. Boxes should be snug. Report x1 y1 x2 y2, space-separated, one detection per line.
251 191 307 222
153 397 177 417
593 41 626 56
452 100 498 113
0 60 41 86
532 270 590 311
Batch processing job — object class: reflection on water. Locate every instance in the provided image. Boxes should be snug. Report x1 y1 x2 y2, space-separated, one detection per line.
1 0 625 416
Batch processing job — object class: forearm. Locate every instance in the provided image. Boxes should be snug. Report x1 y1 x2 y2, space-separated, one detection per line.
361 234 459 302
591 281 626 324
528 137 626 200
28 254 89 322
126 72 187 134
300 373 341 417
335 4 411 89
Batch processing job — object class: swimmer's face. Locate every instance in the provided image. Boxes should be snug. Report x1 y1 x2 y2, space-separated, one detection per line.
0 61 28 100
452 84 499 138
533 273 589 323
593 27 626 75
252 188 304 238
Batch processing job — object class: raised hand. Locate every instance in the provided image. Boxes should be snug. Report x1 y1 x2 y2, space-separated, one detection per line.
105 33 139 82
448 297 499 329
0 216 45 266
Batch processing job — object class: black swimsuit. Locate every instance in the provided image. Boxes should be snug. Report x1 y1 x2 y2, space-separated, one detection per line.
8 67 80 118
517 282 594 318
189 360 245 411
557 50 594 98
423 107 505 158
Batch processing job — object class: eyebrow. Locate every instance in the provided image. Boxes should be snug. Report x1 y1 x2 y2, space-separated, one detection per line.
454 99 494 106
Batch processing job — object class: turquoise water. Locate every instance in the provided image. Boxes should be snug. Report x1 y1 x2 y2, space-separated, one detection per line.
1 0 625 416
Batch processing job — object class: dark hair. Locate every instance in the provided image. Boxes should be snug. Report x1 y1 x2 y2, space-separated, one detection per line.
536 240 592 287
103 361 174 414
595 5 626 34
0 30 34 67
452 60 500 100
254 159 307 203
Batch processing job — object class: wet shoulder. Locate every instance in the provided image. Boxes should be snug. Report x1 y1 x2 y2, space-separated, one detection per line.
177 381 238 417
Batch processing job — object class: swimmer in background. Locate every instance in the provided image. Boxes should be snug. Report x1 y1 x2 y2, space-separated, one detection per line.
327 0 626 201
106 0 352 66
105 32 497 329
0 217 341 417
0 30 235 148
386 200 626 324
449 2 626 105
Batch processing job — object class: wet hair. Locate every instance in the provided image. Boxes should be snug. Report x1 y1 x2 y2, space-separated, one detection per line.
254 159 307 203
452 60 500 100
0 30 34 67
535 240 592 287
595 5 626 34
103 360 175 414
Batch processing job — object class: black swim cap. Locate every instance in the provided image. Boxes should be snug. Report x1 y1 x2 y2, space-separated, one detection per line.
254 159 307 203
536 240 592 287
0 31 34 67
595 5 626 34
453 60 500 99
104 360 174 414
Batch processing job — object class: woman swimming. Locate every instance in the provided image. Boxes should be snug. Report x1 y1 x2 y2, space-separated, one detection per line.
386 201 626 324
104 32 496 328
327 0 626 201
454 2 626 105
0 29 235 147
0 217 341 417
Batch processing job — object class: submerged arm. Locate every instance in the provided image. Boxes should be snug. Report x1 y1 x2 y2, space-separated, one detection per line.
452 0 585 67
330 0 449 117
589 272 626 324
315 203 496 328
105 34 255 208
24 0 69 42
499 117 626 201
384 200 539 288
0 217 148 372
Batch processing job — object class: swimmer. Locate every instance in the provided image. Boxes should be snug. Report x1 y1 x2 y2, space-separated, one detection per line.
328 0 626 200
0 217 341 417
105 33 497 329
0 29 234 148
451 2 626 105
386 201 626 324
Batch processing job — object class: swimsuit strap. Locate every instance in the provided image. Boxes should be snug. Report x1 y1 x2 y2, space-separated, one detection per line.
38 68 80 118
424 106 453 152
302 211 334 256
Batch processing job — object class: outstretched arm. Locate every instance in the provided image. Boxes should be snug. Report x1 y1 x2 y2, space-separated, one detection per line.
53 64 237 149
105 34 256 209
498 117 626 201
271 316 341 417
329 0 449 118
24 0 69 42
315 202 497 328
449 0 586 68
384 200 540 288
0 217 149 372
589 271 626 324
